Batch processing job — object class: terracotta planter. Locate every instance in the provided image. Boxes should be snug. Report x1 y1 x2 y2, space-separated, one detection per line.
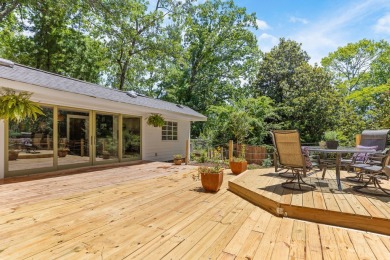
174 158 182 165
8 150 19 161
103 153 110 159
326 141 339 149
229 161 248 175
58 150 68 158
201 171 224 192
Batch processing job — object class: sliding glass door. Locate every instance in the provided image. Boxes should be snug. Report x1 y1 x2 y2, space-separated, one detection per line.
6 108 141 177
8 106 54 173
95 113 119 163
122 117 141 160
58 109 90 167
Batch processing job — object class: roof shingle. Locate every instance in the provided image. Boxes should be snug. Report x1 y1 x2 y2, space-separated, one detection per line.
0 61 206 120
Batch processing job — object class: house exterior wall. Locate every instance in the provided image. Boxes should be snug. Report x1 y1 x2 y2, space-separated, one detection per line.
0 120 4 179
142 117 190 162
0 78 202 178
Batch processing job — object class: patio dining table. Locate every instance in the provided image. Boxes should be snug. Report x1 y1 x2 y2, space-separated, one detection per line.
307 146 376 191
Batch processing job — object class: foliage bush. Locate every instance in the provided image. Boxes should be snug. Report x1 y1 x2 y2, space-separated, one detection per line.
261 156 273 167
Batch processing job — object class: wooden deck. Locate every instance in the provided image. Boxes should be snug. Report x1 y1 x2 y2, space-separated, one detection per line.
0 162 389 259
229 168 390 235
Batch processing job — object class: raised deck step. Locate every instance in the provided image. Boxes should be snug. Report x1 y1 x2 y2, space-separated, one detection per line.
228 168 390 235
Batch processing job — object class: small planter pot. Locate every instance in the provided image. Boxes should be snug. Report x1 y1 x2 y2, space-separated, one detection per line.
326 141 339 149
58 150 68 158
173 158 182 165
8 150 19 161
102 153 110 159
201 171 224 192
229 161 248 175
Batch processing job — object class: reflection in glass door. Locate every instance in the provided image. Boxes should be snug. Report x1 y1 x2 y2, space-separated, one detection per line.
96 114 118 162
58 110 90 166
8 106 54 172
122 117 141 160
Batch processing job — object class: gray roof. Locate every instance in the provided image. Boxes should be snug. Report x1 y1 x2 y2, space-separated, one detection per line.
0 60 206 120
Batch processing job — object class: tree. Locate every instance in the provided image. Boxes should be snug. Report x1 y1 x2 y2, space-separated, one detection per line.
281 64 342 142
204 96 278 146
253 38 309 103
0 0 108 83
91 0 186 91
253 39 340 143
322 39 390 134
321 39 389 93
163 0 260 113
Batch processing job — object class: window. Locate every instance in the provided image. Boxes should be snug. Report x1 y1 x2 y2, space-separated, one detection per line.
162 121 178 140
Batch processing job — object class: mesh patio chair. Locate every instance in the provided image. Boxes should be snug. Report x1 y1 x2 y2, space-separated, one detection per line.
352 155 390 197
348 149 390 182
346 129 390 182
343 129 389 170
270 131 293 178
272 130 315 191
270 132 318 179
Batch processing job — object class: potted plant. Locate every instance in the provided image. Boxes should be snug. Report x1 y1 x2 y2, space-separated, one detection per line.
173 154 183 165
102 151 110 159
58 138 69 157
8 149 20 160
146 113 165 127
324 131 339 149
58 146 69 157
319 140 327 149
230 144 248 174
196 165 224 192
228 111 250 175
8 139 20 160
0 88 44 122
192 147 224 192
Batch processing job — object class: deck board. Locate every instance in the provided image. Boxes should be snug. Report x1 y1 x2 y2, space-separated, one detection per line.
0 163 389 259
229 168 390 235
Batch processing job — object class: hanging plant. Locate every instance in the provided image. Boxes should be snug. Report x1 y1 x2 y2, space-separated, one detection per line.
146 113 165 127
0 88 44 122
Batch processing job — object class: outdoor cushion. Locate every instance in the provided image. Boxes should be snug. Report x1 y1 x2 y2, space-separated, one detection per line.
353 145 377 162
301 146 313 169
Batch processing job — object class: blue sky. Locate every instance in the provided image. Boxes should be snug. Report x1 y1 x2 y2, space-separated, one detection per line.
234 0 390 64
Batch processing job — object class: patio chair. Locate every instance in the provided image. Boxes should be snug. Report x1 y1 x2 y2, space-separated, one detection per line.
348 149 390 182
270 131 293 177
352 155 390 196
270 132 318 178
342 129 389 172
272 130 316 191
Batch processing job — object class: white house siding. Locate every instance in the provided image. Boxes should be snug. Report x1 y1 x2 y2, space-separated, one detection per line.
142 117 190 162
0 120 5 178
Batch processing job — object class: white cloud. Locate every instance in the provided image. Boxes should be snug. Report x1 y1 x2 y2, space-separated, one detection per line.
258 33 279 52
374 13 390 34
287 0 390 64
289 16 309 24
256 19 270 30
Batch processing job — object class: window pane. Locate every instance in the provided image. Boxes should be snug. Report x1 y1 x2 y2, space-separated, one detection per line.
8 107 54 171
162 121 178 141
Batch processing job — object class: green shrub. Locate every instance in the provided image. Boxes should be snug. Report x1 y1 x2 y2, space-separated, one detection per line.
262 156 273 167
